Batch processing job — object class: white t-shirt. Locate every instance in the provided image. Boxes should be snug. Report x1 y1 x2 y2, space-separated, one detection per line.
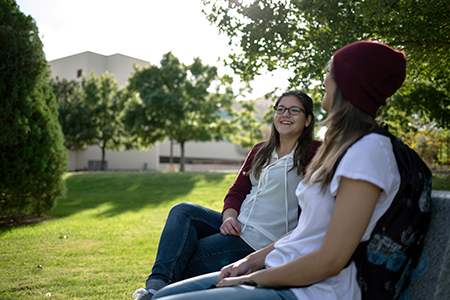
238 148 302 250
265 134 401 300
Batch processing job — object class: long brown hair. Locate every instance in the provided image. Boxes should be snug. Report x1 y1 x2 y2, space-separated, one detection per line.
249 90 315 179
304 68 379 191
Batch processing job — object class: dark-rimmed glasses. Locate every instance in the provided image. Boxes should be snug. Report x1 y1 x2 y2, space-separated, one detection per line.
273 105 305 115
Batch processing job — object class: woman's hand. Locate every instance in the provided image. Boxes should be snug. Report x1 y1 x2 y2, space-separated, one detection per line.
220 208 241 236
217 274 253 287
220 217 241 235
217 258 252 283
217 242 275 287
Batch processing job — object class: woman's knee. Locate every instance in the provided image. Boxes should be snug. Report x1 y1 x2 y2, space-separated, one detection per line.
166 202 222 235
168 202 201 218
153 272 220 299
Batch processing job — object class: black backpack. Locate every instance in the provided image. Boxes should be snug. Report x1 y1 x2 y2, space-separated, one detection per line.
337 127 432 300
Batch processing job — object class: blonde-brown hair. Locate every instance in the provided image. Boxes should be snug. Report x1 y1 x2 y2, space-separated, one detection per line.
304 71 379 191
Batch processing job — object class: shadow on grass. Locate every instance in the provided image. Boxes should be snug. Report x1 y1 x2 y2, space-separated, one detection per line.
51 171 231 219
0 215 54 228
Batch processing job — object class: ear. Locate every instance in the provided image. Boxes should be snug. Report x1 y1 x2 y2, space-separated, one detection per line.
305 115 312 127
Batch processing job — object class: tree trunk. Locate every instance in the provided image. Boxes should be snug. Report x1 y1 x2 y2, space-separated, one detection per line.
180 141 185 172
101 141 106 171
170 139 174 165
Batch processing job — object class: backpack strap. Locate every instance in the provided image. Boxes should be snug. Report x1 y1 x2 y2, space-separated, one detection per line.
338 126 432 299
333 126 391 269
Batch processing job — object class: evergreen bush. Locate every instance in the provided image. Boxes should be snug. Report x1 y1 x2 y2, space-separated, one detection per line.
0 0 67 216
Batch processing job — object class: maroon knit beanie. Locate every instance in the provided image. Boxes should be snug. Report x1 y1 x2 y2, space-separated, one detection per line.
332 40 407 118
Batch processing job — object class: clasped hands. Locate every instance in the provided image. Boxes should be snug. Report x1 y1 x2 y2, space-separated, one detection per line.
214 257 261 288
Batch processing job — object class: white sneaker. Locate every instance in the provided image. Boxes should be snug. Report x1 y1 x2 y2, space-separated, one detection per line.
132 288 152 300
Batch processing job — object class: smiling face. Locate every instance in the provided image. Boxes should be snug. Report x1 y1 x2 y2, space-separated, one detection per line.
274 95 312 140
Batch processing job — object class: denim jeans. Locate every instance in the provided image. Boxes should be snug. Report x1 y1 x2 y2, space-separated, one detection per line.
146 202 254 290
152 272 297 300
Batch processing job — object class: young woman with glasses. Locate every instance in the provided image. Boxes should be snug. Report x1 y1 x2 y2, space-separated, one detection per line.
132 90 321 300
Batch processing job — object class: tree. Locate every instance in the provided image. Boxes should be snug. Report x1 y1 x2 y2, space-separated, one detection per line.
81 71 126 170
399 116 447 168
51 77 87 149
229 100 265 151
0 0 67 216
202 0 450 131
125 52 235 171
387 81 450 132
124 53 186 155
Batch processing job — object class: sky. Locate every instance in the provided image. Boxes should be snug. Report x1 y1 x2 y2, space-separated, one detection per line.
16 0 293 100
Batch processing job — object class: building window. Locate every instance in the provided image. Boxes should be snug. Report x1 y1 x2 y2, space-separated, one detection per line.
77 69 82 78
88 160 107 171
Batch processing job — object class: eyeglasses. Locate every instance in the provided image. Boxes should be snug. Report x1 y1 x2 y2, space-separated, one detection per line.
273 105 305 115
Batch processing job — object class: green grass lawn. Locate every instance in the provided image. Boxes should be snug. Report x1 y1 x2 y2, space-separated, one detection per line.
0 172 236 299
1 171 449 299
432 172 450 190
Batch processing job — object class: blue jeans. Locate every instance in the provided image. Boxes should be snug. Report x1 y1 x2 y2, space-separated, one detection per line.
152 272 297 300
146 202 254 290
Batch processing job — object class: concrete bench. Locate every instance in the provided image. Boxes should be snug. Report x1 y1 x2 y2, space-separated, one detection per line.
407 191 450 300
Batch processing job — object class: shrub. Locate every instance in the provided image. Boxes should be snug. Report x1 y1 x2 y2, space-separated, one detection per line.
0 0 67 216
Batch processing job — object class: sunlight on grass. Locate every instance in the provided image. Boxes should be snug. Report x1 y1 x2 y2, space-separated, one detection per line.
0 172 237 299
1 171 448 299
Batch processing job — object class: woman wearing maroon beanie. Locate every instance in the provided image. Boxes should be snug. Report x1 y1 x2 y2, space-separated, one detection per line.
149 41 411 300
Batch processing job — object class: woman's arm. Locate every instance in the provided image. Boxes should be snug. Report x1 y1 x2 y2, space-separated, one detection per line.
218 177 381 287
217 239 276 283
217 229 294 283
220 143 265 236
220 208 241 235
222 142 265 213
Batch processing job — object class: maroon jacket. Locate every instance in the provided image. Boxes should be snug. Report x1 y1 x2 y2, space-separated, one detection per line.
222 140 322 214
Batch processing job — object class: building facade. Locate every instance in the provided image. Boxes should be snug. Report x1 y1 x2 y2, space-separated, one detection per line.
48 51 248 172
